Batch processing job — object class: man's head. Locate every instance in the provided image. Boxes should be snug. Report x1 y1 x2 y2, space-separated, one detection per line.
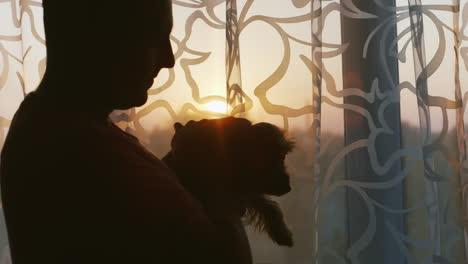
41 0 175 110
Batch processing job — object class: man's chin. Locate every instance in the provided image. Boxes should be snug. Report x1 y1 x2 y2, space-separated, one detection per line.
113 93 148 110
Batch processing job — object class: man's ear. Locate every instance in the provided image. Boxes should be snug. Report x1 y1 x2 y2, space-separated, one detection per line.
174 122 183 131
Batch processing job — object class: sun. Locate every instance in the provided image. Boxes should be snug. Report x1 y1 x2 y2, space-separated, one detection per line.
205 101 228 114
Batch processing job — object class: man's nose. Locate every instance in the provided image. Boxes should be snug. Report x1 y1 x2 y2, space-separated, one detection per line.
155 39 175 69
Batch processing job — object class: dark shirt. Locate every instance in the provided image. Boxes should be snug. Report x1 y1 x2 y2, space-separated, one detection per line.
0 91 217 264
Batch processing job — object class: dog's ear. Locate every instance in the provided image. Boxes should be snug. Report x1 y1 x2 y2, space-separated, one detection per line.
174 122 184 131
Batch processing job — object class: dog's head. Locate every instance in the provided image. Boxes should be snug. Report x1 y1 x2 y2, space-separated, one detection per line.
163 117 294 197
245 122 294 196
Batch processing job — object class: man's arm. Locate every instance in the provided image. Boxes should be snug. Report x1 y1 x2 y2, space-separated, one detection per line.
85 132 221 263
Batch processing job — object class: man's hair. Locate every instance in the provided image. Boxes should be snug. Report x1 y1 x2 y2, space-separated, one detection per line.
42 0 172 58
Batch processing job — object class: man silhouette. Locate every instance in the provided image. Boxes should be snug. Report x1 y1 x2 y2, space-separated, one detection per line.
0 1 220 263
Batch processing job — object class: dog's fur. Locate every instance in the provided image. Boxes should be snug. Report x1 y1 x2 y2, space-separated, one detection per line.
162 117 294 248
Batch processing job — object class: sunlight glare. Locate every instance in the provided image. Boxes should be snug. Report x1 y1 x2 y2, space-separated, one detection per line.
204 101 228 114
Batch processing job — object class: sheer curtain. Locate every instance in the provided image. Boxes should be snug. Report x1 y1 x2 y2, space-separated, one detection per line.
1 0 468 263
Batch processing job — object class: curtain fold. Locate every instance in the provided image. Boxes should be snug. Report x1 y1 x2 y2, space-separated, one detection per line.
226 0 246 115
2 0 468 263
409 0 443 259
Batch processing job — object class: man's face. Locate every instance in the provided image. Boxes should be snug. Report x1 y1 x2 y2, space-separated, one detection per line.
96 0 175 110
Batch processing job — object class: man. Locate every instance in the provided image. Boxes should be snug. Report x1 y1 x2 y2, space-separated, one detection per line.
0 1 220 263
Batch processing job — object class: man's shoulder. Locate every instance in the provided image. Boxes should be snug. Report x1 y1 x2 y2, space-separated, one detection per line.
1 93 116 170
0 91 174 180
6 96 75 143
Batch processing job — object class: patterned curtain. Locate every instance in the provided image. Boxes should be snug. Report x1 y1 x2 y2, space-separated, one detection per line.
1 0 468 263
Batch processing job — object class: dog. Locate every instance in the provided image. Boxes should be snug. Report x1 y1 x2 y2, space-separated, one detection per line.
162 117 294 261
